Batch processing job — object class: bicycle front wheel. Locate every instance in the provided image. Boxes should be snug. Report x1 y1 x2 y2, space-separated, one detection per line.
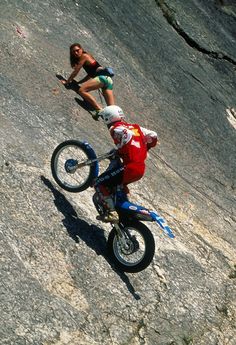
51 140 97 192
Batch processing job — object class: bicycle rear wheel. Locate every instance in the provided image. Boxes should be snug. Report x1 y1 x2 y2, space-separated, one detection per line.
51 140 98 192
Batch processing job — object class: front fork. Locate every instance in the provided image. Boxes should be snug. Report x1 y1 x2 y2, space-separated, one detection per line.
112 223 131 250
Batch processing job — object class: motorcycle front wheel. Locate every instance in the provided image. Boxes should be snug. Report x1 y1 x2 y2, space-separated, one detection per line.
107 220 155 273
51 140 97 192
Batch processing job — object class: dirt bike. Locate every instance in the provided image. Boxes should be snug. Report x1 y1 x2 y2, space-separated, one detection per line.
51 140 175 273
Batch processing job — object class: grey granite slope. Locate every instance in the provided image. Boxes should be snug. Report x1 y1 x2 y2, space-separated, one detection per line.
0 0 235 344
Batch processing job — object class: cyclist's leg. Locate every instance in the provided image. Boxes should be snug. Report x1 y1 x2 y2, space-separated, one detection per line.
79 78 104 110
100 76 114 106
91 75 114 106
102 89 115 106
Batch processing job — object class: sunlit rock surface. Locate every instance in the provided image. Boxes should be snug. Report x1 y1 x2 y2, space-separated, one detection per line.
0 0 235 344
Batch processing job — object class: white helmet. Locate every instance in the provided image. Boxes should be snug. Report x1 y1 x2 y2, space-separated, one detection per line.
99 105 125 125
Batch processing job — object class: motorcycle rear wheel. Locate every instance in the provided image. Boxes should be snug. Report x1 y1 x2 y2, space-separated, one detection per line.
107 220 155 273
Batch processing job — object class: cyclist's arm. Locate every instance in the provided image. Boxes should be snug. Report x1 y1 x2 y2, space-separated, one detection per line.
63 55 87 85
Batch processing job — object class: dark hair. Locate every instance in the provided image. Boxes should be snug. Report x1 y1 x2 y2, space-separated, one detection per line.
69 43 83 67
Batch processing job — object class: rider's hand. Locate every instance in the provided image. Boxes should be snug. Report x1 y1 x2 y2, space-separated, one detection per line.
109 148 118 159
147 138 159 150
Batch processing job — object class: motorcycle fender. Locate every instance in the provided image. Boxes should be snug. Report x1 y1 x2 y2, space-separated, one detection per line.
82 141 99 179
116 200 153 221
116 200 175 239
150 212 175 238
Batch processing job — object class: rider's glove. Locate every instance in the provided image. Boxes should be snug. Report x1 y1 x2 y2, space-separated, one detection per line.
108 148 118 160
147 138 159 151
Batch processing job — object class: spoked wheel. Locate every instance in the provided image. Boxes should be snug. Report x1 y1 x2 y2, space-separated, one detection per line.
107 220 155 273
51 140 98 192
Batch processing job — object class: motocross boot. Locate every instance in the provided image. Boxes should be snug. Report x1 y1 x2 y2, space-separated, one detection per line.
96 210 119 223
96 195 119 223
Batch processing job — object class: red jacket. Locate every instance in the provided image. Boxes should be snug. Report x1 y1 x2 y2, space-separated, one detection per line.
110 121 158 184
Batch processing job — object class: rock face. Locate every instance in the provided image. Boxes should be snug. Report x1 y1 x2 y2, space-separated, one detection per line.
0 0 235 344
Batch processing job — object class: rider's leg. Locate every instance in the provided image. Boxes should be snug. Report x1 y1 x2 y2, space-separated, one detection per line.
94 166 124 223
95 185 119 223
92 75 114 106
102 89 115 106
122 163 145 185
123 184 130 195
100 76 114 106
78 79 104 110
97 185 116 210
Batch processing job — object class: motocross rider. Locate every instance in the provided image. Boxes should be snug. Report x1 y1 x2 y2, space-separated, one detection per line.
95 105 158 223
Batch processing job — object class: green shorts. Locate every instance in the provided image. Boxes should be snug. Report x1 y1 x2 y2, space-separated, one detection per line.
94 75 113 90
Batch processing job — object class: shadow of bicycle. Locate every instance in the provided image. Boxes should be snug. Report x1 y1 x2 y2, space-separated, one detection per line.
41 175 141 300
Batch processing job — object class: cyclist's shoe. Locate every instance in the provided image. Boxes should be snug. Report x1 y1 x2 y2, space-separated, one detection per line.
96 210 119 224
91 109 102 121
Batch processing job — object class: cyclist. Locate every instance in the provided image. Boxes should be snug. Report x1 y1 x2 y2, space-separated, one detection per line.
95 105 158 223
61 43 115 119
